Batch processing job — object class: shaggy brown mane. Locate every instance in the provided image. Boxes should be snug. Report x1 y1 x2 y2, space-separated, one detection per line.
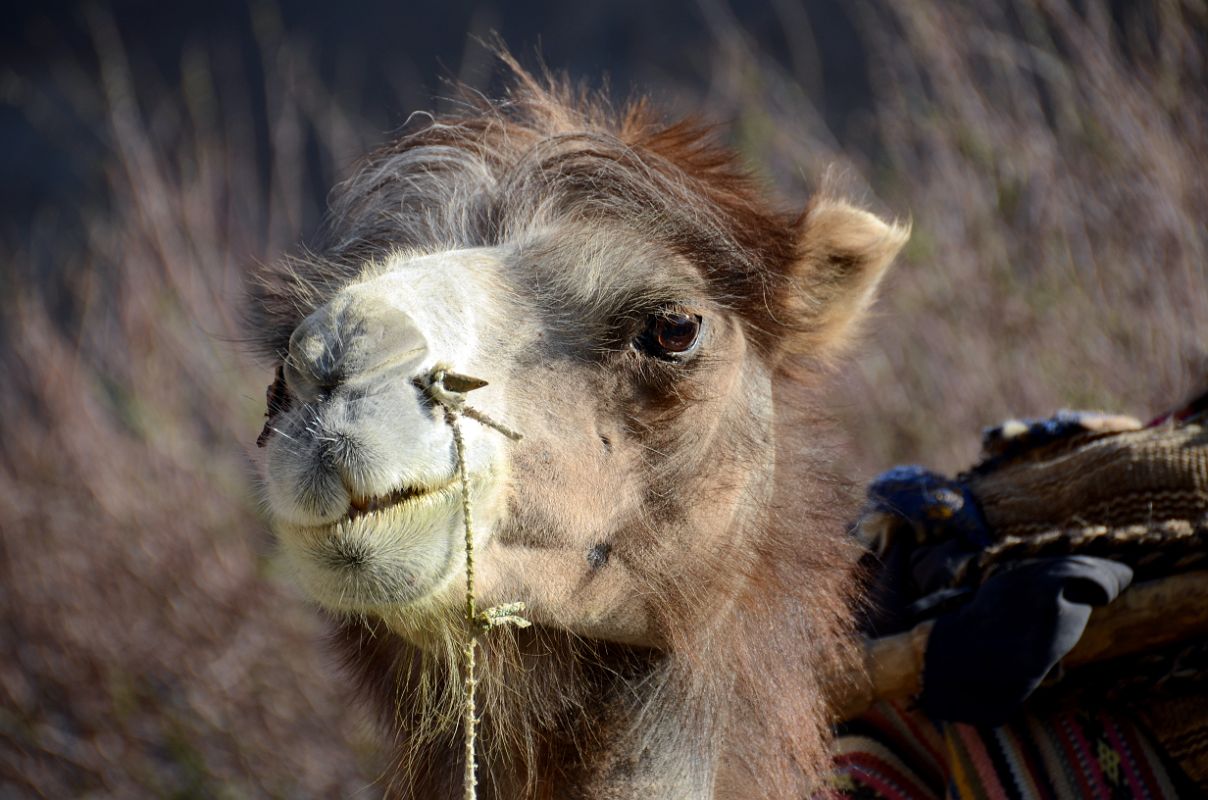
252 59 874 799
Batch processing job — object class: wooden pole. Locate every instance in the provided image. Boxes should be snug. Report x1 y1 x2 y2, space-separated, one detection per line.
834 570 1208 721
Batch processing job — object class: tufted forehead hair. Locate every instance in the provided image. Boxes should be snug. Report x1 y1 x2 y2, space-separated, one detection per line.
251 62 797 345
252 57 907 370
331 70 797 269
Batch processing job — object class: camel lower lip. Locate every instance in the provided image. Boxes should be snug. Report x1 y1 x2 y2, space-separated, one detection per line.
271 465 502 606
345 479 456 522
278 479 477 611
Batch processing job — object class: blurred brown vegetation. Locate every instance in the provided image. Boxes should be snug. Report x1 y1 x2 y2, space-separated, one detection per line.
698 0 1208 472
1 0 1206 796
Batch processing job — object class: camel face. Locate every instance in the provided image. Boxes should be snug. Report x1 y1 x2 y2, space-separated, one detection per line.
252 85 908 653
260 222 768 644
250 76 912 796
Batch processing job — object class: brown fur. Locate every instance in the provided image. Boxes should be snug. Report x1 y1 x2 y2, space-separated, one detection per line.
251 58 906 798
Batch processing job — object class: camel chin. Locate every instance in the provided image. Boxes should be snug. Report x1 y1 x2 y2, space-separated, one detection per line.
275 468 506 614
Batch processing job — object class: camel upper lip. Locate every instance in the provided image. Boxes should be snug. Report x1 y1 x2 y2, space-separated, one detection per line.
346 479 454 521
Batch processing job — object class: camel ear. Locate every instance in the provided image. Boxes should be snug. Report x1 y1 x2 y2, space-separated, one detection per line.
777 198 909 360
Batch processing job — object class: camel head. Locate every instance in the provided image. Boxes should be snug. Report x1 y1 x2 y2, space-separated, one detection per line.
250 67 906 797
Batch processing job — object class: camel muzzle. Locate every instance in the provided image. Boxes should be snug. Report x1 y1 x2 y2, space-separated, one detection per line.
285 291 431 400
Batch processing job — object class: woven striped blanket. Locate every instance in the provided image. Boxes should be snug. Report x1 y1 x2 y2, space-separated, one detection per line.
829 700 1190 799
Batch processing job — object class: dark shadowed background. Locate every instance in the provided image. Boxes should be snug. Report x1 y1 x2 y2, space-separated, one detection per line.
2 1 1205 795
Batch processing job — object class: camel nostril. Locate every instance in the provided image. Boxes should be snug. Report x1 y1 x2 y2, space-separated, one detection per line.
287 293 431 398
287 306 345 398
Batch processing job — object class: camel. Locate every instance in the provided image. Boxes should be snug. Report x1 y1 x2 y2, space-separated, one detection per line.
250 63 907 799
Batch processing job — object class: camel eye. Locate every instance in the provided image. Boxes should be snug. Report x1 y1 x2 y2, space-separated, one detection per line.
637 311 703 359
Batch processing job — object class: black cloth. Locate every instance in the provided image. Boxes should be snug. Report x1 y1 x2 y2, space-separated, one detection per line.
919 555 1134 725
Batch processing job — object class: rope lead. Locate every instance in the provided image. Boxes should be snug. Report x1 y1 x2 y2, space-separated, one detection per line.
417 367 527 800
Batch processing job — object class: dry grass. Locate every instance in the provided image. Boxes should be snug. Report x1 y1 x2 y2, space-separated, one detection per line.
0 8 381 797
1 0 1206 795
699 0 1208 473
